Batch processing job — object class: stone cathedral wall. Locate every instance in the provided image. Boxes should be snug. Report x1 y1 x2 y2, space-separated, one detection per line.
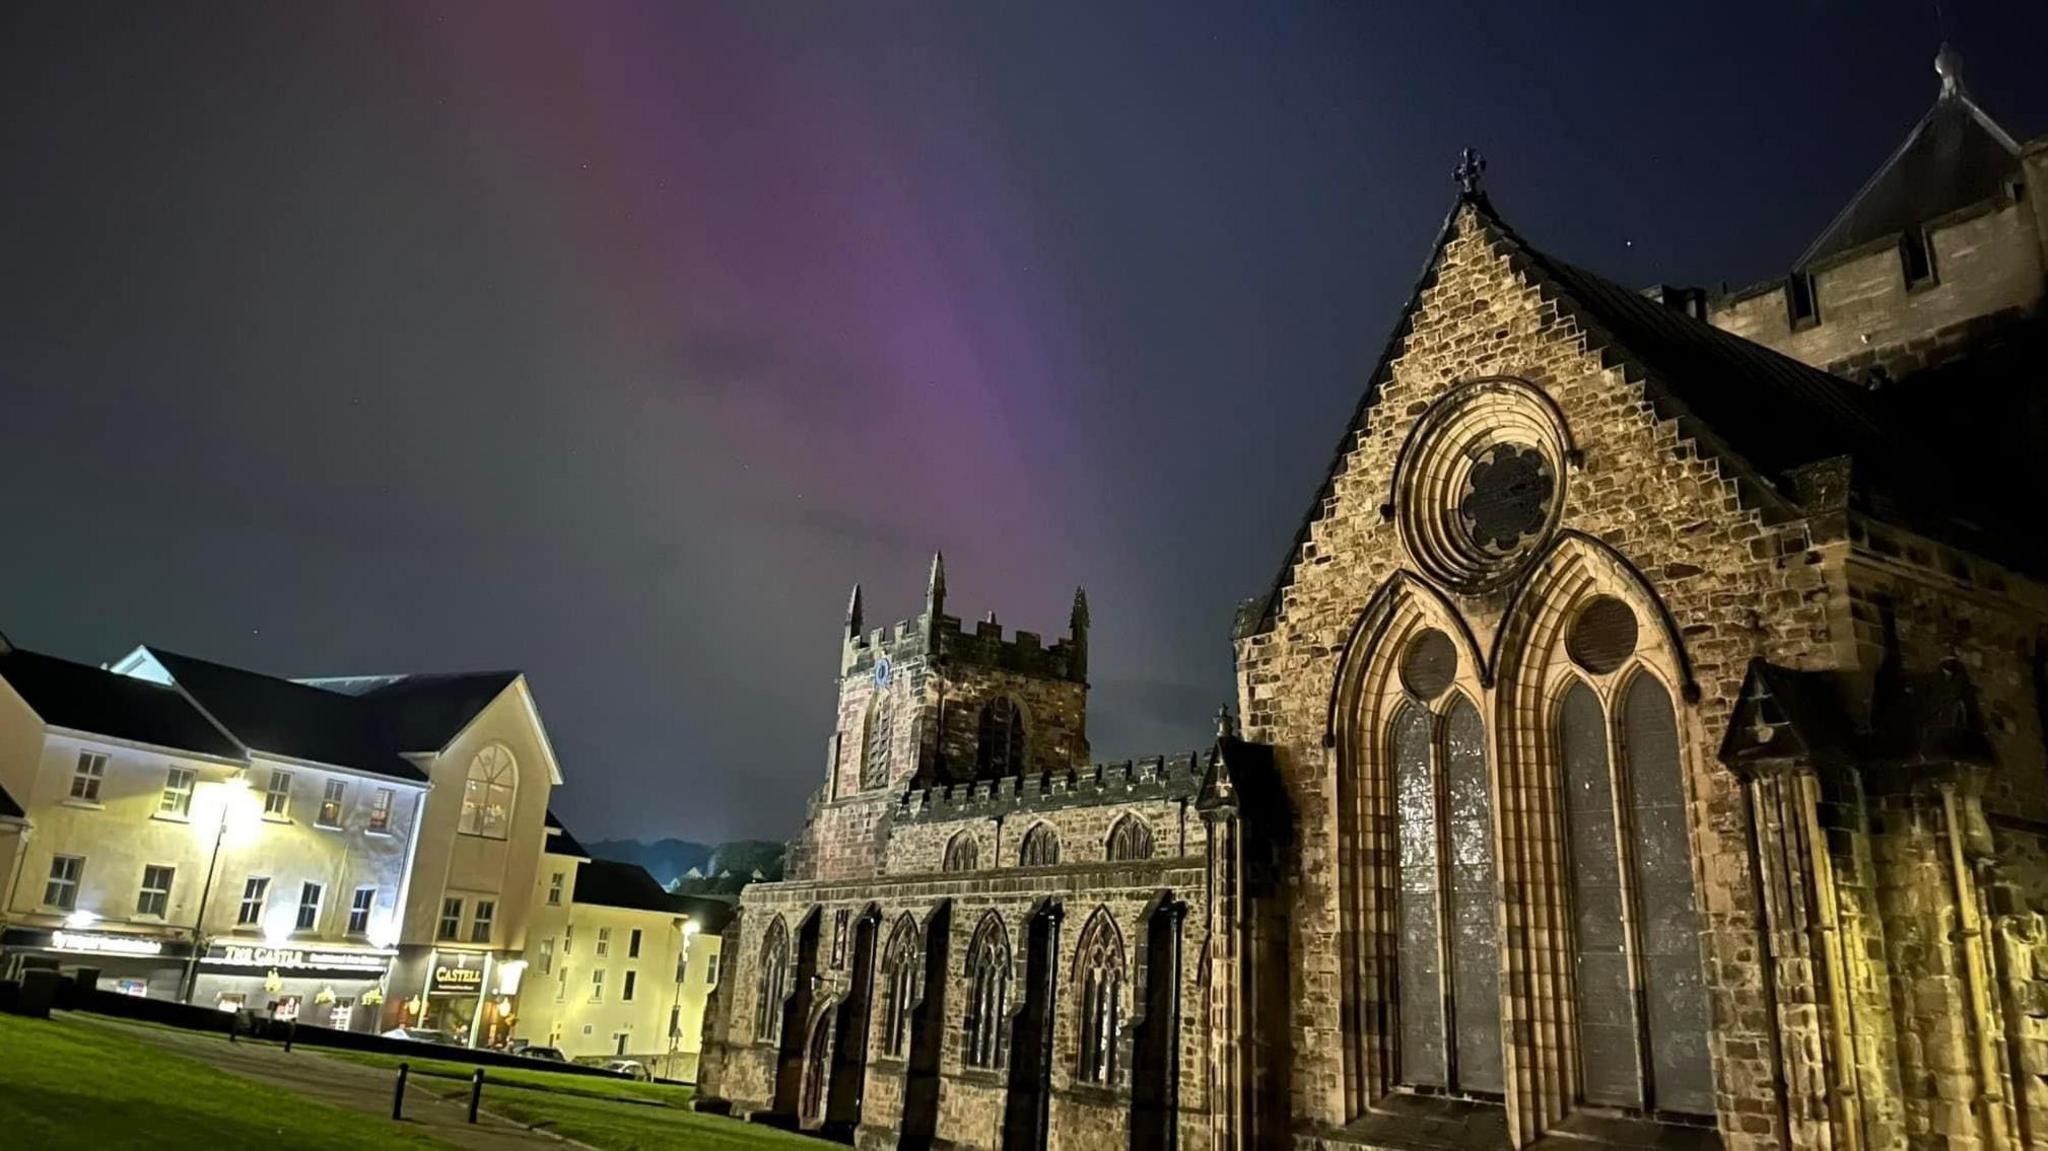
1234 206 1843 1148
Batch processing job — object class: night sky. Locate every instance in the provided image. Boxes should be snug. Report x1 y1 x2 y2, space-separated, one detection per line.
3 3 2043 843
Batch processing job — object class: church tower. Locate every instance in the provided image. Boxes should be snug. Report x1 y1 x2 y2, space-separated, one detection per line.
787 555 1091 882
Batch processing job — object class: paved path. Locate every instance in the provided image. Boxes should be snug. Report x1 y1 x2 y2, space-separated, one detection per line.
70 1014 580 1151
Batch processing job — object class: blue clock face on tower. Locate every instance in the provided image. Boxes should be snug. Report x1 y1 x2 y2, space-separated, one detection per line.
872 658 891 689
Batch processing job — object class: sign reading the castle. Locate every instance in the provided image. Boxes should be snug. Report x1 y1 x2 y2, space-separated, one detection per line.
205 943 392 973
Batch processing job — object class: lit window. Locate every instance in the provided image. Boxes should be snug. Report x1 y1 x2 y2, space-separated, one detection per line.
539 938 554 975
368 787 394 833
348 887 376 935
43 856 84 910
596 927 611 958
459 744 517 839
296 882 324 932
158 768 196 818
263 769 292 817
137 865 175 918
623 970 638 1002
439 897 464 941
547 872 564 906
237 877 269 926
70 752 107 802
316 780 346 829
471 900 496 944
706 952 720 985
629 929 642 959
591 968 606 1001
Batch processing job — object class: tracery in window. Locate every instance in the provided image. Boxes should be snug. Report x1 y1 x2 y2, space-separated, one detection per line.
1018 822 1060 868
943 832 980 873
1074 908 1125 1087
459 744 517 839
862 684 895 791
879 915 921 1058
755 917 790 1044
1105 814 1153 862
963 913 1011 1069
975 697 1026 778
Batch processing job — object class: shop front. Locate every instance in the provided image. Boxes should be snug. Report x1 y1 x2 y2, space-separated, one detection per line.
391 949 525 1048
190 940 396 1030
0 926 194 1000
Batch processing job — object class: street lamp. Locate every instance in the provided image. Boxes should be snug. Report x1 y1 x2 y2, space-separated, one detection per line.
179 776 261 1003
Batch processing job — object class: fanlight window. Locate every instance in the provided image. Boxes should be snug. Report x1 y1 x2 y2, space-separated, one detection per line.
963 916 1010 1069
862 685 895 791
756 918 790 1044
1105 814 1153 862
879 917 921 1058
975 697 1026 778
1018 823 1060 868
459 744 517 839
1074 911 1125 1086
943 832 980 873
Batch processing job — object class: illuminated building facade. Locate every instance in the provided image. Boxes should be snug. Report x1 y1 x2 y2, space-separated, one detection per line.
514 821 732 1077
0 630 563 1044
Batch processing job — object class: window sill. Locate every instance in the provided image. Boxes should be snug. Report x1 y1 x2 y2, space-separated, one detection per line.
957 1069 1005 1086
315 822 344 832
262 814 292 825
1059 1083 1125 1106
60 799 105 811
151 812 193 825
365 828 393 838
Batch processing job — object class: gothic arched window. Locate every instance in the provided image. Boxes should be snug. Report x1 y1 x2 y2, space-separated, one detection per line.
459 744 517 839
1105 813 1154 862
975 697 1026 778
1557 663 1712 1115
862 685 896 791
879 915 921 1058
1018 822 1060 868
1074 909 1125 1086
943 831 980 873
1385 624 1501 1097
755 917 789 1044
964 914 1010 1069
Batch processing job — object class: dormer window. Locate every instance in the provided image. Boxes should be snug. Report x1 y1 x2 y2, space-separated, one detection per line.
1787 272 1819 329
1900 229 1936 288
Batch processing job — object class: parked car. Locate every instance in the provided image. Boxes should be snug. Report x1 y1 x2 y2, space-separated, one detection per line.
381 1026 460 1046
604 1059 651 1081
520 1046 568 1062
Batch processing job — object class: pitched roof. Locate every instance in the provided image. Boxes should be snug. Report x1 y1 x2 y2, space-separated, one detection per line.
139 648 427 782
1799 50 2022 267
673 893 736 935
0 646 242 760
1241 184 2041 638
572 858 682 914
305 671 520 754
545 810 592 860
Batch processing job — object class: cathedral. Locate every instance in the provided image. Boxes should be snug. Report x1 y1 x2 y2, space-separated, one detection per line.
696 49 2048 1151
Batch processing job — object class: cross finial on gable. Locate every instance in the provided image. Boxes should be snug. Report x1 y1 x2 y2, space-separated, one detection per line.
1454 147 1486 197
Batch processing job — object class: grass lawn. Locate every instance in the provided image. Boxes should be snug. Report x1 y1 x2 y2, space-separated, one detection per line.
0 1012 444 1150
324 1048 820 1151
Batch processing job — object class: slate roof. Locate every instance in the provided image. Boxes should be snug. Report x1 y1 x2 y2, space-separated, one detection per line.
0 645 242 760
573 858 683 914
1799 55 2022 267
1240 187 2040 639
141 648 426 782
308 671 521 754
545 810 592 860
